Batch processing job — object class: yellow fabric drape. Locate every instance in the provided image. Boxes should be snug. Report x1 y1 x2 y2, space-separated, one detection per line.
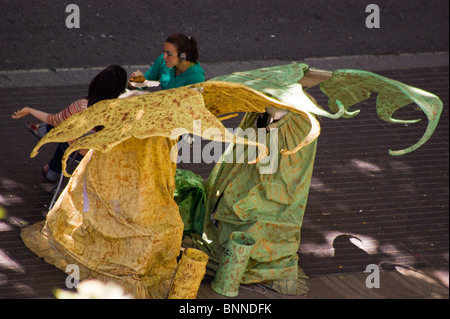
22 137 183 298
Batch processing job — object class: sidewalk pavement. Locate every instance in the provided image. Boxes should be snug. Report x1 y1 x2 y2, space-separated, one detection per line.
0 53 448 299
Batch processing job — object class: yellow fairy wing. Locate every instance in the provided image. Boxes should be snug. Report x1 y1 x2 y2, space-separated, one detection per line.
31 86 268 176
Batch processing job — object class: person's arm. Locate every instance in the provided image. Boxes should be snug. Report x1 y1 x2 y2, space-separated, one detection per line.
46 99 87 126
12 107 51 123
12 99 87 126
144 54 165 81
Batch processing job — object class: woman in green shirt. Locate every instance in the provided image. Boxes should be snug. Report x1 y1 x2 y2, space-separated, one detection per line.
132 33 205 90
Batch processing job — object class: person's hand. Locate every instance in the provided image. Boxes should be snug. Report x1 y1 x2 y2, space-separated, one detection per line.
12 107 31 119
130 70 143 78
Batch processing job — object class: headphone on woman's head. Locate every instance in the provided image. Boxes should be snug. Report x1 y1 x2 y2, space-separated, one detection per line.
179 53 186 62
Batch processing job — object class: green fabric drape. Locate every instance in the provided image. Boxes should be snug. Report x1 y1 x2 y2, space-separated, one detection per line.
194 111 316 295
174 169 206 235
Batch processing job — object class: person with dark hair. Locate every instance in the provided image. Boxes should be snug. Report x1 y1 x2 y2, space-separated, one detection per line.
131 33 205 90
12 65 128 181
